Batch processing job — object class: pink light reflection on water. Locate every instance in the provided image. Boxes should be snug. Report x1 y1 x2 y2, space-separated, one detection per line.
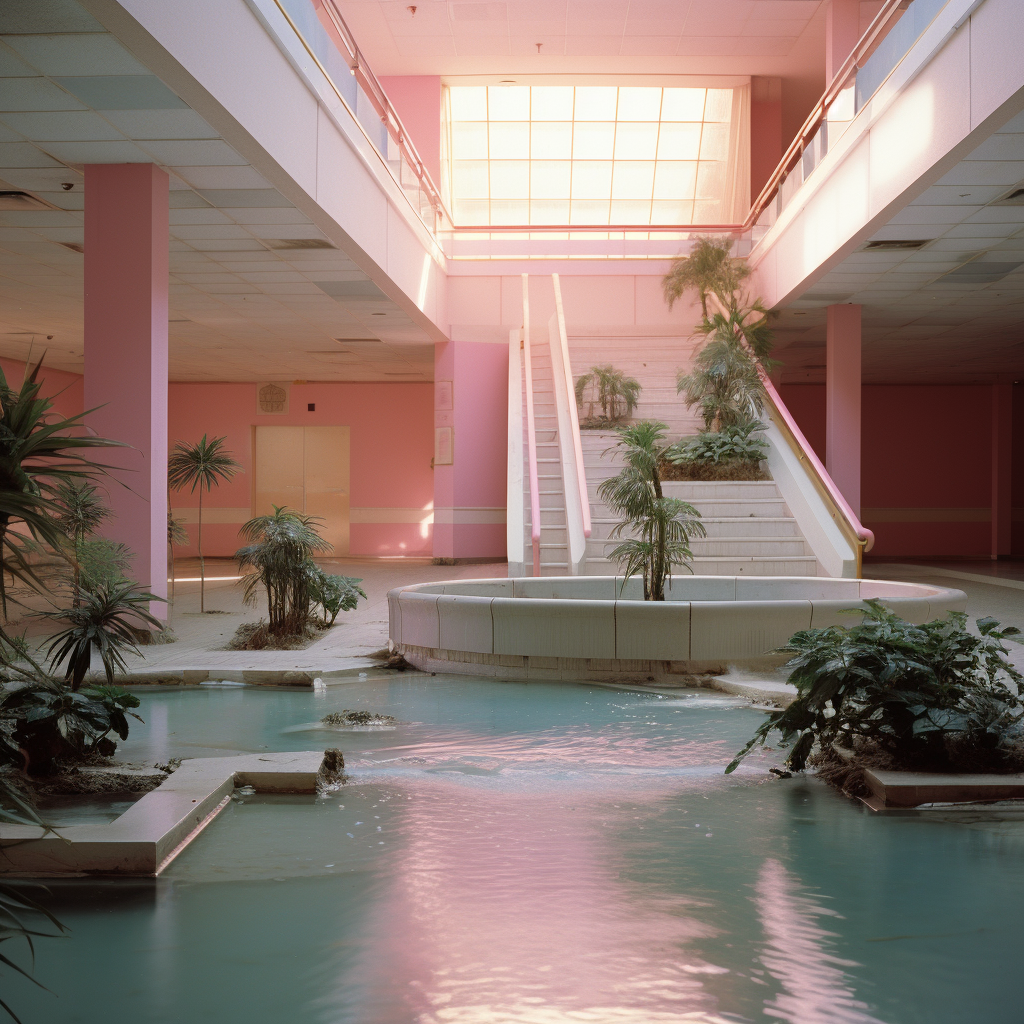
330 772 740 1024
755 858 886 1024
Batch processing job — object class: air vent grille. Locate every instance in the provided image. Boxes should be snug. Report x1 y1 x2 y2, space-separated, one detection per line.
991 187 1024 206
861 239 930 251
0 191 59 212
261 238 335 250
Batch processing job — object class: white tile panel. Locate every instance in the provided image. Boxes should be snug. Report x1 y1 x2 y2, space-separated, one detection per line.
4 33 149 76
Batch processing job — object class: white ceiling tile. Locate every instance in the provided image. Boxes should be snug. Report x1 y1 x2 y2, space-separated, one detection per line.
0 165 81 190
0 141 61 166
246 225 329 239
169 209 232 226
102 109 220 140
0 109 125 141
563 36 622 55
4 33 149 76
140 140 247 166
38 139 151 163
967 133 1024 162
910 185 1007 205
0 124 24 141
619 35 678 55
223 207 310 225
171 224 254 240
0 77 85 111
509 35 565 54
174 166 274 189
944 222 1019 239
453 37 512 55
936 161 1024 187
0 41 38 77
393 36 458 57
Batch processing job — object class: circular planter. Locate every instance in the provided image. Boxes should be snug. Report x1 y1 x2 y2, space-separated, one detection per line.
387 575 968 682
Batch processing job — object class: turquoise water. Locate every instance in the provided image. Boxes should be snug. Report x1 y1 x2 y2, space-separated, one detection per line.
12 677 1024 1024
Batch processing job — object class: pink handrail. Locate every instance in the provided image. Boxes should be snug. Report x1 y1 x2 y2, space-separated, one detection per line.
550 274 591 541
521 274 542 576
760 371 875 572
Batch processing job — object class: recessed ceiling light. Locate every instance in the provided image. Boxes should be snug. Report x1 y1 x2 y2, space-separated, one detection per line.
499 80 516 85
261 238 335 250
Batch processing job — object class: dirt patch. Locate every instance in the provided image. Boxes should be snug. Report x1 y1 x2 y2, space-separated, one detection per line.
659 459 770 482
227 620 329 651
6 755 180 800
321 710 397 726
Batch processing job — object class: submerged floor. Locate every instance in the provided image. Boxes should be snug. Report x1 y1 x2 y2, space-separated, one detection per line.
15 677 1024 1024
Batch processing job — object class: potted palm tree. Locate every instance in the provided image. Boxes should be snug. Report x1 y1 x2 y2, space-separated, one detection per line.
663 235 751 322
598 421 705 601
167 435 240 612
574 365 642 428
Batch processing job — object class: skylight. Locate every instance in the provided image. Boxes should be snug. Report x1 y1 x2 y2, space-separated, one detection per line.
442 85 750 227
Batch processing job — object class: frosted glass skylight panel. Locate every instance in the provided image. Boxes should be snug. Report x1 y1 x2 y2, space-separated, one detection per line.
444 84 747 226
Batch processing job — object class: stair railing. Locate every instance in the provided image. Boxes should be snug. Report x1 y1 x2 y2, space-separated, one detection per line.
506 323 525 573
521 274 542 576
547 274 591 573
760 372 875 576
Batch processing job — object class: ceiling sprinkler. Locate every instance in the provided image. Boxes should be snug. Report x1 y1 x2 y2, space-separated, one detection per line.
536 41 542 53
407 5 416 14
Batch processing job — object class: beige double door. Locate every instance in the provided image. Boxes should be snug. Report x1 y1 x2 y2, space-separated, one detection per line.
254 426 350 555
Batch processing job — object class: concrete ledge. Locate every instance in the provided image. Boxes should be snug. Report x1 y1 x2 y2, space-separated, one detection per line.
390 576 966 679
0 751 326 876
863 768 1024 810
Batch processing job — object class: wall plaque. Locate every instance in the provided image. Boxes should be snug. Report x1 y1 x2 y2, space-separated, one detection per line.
434 426 453 465
258 382 289 415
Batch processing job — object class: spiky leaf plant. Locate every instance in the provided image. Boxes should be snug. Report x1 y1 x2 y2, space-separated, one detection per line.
167 435 240 612
0 359 126 616
597 421 705 600
236 506 332 635
43 581 164 691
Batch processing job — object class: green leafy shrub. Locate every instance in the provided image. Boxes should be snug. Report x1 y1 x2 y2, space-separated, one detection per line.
574 365 641 427
670 421 769 465
0 682 143 776
309 569 366 626
726 601 1024 777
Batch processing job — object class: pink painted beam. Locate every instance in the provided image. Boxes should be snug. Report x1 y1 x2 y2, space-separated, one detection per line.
84 164 169 615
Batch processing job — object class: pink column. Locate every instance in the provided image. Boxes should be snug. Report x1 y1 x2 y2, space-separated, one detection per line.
825 0 861 83
990 383 1013 559
84 164 169 614
433 341 508 561
825 304 861 518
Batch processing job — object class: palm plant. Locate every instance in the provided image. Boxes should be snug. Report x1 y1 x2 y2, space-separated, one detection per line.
167 510 188 603
598 421 705 601
236 506 332 635
43 581 164 691
167 435 240 612
662 236 751 321
574 365 641 426
53 480 111 603
0 359 125 616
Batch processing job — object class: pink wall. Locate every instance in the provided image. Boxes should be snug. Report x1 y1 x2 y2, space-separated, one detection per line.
433 340 508 559
379 76 442 186
0 357 84 421
168 381 435 559
779 383 1019 559
751 77 783 201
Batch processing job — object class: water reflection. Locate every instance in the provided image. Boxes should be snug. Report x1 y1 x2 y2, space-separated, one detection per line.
755 858 885 1024
323 776 738 1024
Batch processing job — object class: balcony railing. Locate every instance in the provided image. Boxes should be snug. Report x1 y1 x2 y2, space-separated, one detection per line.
270 0 451 235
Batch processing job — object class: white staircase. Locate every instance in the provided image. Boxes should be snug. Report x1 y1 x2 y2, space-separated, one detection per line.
569 336 821 577
521 334 573 575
